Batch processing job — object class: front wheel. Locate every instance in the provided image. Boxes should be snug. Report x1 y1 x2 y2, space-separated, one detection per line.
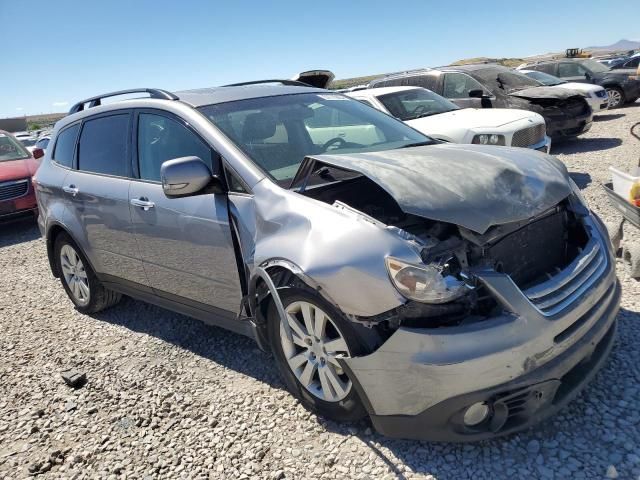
605 87 625 109
268 288 379 422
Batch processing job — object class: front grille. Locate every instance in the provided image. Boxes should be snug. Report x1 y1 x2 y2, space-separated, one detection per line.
523 238 607 316
595 90 607 98
512 124 546 147
0 179 29 202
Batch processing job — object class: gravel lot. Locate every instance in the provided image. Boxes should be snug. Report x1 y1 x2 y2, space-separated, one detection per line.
1 103 640 480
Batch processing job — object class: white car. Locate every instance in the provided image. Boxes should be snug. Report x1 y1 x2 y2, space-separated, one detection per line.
346 86 551 151
519 70 609 113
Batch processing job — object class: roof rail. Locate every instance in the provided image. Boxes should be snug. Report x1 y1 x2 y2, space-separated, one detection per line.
69 88 178 114
222 79 311 87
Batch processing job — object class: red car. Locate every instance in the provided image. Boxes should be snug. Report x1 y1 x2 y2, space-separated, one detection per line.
0 130 43 221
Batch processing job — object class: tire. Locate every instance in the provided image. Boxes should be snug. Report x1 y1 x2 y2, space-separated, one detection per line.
622 243 640 279
267 287 380 423
605 87 625 109
54 233 122 314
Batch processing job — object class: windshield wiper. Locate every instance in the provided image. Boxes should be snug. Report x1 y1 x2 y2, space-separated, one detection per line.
398 141 434 149
406 111 443 120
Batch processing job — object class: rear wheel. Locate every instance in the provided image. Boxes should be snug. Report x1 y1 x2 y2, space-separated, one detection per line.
268 288 379 422
605 87 625 109
54 233 122 313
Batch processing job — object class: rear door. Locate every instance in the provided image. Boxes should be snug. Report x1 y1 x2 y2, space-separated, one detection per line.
63 110 149 288
129 109 243 314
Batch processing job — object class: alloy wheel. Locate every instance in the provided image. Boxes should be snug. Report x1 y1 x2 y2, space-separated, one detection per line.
60 244 90 306
279 300 352 402
606 88 622 108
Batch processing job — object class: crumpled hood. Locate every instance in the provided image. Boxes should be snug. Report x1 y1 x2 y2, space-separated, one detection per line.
310 144 572 234
508 86 584 100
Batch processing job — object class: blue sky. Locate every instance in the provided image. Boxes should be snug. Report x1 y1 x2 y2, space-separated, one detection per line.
1 0 638 117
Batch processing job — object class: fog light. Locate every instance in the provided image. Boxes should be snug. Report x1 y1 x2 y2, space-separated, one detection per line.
463 402 490 426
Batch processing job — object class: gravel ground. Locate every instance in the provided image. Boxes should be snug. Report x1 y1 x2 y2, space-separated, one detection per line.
1 103 640 480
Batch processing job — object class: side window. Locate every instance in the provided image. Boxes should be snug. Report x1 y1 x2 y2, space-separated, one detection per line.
625 57 640 68
52 125 80 168
558 63 586 78
442 73 486 98
78 115 129 176
137 113 213 182
36 138 50 150
405 75 437 91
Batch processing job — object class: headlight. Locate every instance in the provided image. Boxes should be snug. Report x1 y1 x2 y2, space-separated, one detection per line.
472 134 505 146
385 257 467 304
569 178 589 208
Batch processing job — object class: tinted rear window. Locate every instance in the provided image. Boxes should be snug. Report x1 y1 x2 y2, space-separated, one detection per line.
52 125 80 168
78 115 129 176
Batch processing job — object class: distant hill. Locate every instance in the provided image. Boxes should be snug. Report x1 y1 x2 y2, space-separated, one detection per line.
587 39 640 51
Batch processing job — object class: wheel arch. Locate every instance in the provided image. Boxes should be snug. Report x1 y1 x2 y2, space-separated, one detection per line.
46 222 96 279
248 259 344 351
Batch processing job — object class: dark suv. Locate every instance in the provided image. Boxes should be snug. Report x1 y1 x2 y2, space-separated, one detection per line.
370 65 593 139
519 58 640 109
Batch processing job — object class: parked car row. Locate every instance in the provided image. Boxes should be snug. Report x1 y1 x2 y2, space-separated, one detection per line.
27 73 621 442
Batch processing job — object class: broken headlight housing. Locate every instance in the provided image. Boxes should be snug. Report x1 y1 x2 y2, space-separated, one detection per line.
385 257 467 304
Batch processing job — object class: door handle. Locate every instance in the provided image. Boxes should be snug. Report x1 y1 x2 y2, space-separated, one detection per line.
130 197 155 211
63 185 79 196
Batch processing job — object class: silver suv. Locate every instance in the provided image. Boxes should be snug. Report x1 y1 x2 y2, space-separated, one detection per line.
34 83 620 441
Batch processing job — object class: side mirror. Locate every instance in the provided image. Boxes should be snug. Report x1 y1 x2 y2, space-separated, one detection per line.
468 89 485 98
32 148 45 160
585 71 592 80
160 156 224 198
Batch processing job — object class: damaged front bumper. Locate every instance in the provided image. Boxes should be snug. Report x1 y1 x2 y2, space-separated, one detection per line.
342 223 620 441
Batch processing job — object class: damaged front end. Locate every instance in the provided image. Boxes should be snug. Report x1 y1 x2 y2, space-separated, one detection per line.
272 145 620 441
508 88 593 138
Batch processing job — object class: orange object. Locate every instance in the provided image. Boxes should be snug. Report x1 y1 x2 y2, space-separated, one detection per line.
630 181 640 207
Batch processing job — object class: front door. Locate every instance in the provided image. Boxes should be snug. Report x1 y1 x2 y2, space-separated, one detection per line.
441 72 489 108
64 111 149 288
557 63 590 84
129 110 243 314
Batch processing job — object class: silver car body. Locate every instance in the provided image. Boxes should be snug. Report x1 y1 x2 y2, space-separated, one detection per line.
34 85 619 441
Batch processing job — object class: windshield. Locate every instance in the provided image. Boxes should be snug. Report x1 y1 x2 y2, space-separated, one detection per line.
579 59 610 73
0 133 31 162
522 70 566 86
199 92 432 184
473 68 542 93
377 88 459 120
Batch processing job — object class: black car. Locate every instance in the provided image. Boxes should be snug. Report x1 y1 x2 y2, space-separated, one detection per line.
610 56 640 71
369 65 593 139
519 58 640 109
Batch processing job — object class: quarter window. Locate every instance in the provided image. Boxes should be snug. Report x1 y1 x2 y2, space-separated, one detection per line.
442 73 487 98
137 113 213 182
78 115 129 176
52 125 80 168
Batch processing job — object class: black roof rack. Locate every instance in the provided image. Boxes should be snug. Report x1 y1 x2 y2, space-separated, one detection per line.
69 88 178 114
222 79 312 87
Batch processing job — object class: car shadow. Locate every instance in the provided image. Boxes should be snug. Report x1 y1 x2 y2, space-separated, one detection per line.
92 296 285 390
322 306 639 480
594 113 625 122
551 137 622 155
0 217 40 248
568 171 592 189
